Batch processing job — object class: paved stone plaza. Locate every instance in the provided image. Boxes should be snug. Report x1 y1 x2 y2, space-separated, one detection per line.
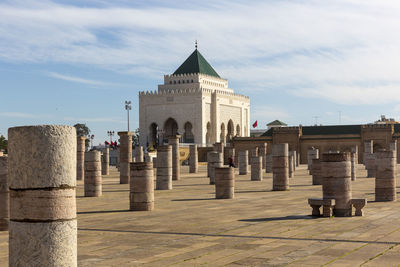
1 164 400 266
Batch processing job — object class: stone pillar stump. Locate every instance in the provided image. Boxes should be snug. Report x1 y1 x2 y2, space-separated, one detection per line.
272 144 289 191
238 150 248 175
8 125 77 266
251 155 262 181
375 150 396 202
76 136 86 180
101 147 109 175
0 156 9 231
208 151 223 185
118 131 133 184
321 152 352 217
156 145 172 190
215 167 234 199
84 150 102 197
130 162 154 211
168 135 181 181
189 144 198 173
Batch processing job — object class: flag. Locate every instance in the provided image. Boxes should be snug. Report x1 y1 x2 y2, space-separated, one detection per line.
252 120 258 128
105 141 110 145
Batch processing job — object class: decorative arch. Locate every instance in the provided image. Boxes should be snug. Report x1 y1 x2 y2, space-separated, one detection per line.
164 118 179 137
236 124 241 137
183 121 194 143
226 120 234 142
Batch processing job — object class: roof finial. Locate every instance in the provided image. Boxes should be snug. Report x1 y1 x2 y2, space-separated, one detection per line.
195 40 198 49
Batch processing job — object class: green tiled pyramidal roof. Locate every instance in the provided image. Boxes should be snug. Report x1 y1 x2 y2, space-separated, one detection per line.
173 49 220 78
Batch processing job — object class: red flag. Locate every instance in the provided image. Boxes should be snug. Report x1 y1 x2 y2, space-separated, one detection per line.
105 141 110 145
252 120 258 128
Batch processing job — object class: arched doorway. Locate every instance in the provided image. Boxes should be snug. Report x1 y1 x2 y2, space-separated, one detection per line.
149 123 158 148
226 120 234 142
220 123 226 143
206 122 211 145
164 118 179 139
183 122 194 143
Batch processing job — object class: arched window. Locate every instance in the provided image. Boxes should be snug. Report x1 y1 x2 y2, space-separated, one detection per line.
226 120 234 143
183 122 194 143
163 118 179 138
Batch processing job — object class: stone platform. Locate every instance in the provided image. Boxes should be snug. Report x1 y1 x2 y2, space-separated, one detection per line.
1 165 400 266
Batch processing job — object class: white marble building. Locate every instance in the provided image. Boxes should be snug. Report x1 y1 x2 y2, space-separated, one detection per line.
139 47 250 147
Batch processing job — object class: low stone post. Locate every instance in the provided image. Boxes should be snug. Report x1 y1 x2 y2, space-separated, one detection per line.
0 156 9 231
265 154 272 173
8 125 77 266
307 148 319 174
214 142 224 160
365 153 376 178
251 155 262 181
101 147 109 175
312 159 322 185
208 151 223 184
321 152 352 217
135 146 144 163
168 135 181 181
363 140 373 166
272 144 289 191
288 151 294 178
215 167 234 199
375 150 396 202
351 152 357 181
238 150 248 175
130 162 154 211
189 144 198 173
258 143 267 169
156 145 172 190
76 136 86 180
84 151 102 197
118 131 133 184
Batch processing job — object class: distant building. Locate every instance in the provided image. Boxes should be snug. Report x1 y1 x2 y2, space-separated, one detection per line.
139 46 250 147
233 123 400 165
267 120 287 129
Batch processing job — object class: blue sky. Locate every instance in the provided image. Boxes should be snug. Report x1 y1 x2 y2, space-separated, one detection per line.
1 0 400 145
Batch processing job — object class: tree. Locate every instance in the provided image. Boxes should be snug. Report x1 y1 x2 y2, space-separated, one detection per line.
73 123 91 149
0 135 7 152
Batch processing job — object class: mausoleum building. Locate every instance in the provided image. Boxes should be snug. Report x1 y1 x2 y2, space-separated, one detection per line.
139 47 250 147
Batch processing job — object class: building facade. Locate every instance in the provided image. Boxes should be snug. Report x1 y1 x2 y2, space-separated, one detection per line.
233 123 400 164
139 48 250 147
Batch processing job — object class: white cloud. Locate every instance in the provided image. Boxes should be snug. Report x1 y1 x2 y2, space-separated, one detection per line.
47 72 108 86
2 1 400 105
